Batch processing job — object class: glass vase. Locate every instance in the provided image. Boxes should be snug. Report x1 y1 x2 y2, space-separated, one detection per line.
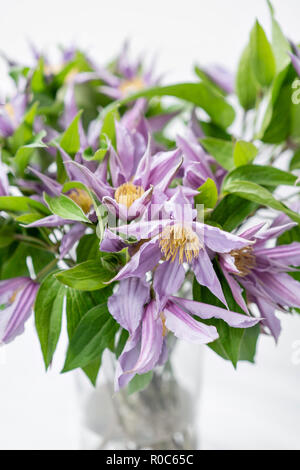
76 338 203 450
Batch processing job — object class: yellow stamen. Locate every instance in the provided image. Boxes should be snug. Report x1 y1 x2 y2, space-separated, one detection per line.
68 188 93 214
4 102 15 121
160 312 168 337
119 76 145 97
115 182 144 208
159 223 201 264
230 246 256 277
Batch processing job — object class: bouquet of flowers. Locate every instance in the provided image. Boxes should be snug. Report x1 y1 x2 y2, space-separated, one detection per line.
1 3 300 400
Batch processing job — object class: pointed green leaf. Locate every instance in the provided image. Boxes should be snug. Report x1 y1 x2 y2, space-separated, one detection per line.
200 137 234 170
56 259 114 291
233 141 258 167
60 110 82 156
35 272 66 369
128 372 154 395
250 20 276 86
195 178 218 208
44 192 90 223
236 44 259 110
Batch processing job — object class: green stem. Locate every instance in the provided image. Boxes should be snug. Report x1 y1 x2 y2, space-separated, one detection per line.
36 258 58 282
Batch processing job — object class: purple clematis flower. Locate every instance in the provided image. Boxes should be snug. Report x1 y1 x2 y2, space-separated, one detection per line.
0 277 39 344
201 64 234 94
67 120 182 221
0 93 27 138
104 188 252 306
109 275 259 390
219 221 300 341
97 42 158 100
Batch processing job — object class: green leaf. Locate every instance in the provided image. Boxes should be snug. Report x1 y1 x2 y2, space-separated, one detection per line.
82 359 102 386
224 179 300 224
1 244 29 278
62 303 118 372
233 141 258 167
238 323 260 362
60 111 82 156
66 286 113 338
0 196 50 215
14 131 48 176
210 194 258 232
31 58 46 93
194 65 227 96
224 164 298 189
35 272 66 369
268 3 291 72
236 44 259 110
76 233 101 263
195 178 218 209
200 137 234 170
56 259 114 291
290 149 300 171
44 192 90 223
100 107 119 147
250 20 276 87
128 372 153 395
105 82 235 129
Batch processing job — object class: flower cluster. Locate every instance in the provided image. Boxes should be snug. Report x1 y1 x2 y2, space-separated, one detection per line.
1 5 300 392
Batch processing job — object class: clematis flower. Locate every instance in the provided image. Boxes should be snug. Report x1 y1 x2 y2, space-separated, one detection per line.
0 93 27 138
200 64 234 94
66 120 182 221
104 188 252 306
0 277 39 344
109 276 259 390
97 42 158 100
219 221 300 341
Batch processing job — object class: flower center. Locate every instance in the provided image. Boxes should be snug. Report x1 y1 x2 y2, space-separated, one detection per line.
114 182 144 208
159 223 200 264
230 246 256 277
4 102 15 121
68 188 93 214
119 76 145 97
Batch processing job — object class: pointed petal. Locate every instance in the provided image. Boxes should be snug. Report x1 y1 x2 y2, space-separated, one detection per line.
153 260 185 308
192 249 227 307
171 296 260 328
111 239 162 282
29 167 62 196
23 214 72 228
164 300 218 343
196 223 252 253
59 223 86 259
108 278 150 335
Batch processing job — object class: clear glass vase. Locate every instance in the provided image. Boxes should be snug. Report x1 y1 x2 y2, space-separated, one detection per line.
76 339 203 450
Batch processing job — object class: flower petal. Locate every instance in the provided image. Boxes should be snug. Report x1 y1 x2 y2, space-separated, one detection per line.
108 277 150 335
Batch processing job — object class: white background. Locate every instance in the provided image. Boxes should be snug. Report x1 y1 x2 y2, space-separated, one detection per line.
1 0 300 450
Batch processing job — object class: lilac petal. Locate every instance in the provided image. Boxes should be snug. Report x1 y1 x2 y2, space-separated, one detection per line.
255 242 300 267
220 261 249 314
109 145 127 188
192 249 227 307
149 149 182 193
148 111 180 133
115 329 141 391
129 300 163 375
153 260 185 308
238 223 266 240
61 85 78 128
1 281 39 344
29 167 62 196
102 187 152 222
255 296 281 342
108 277 150 335
172 297 260 328
115 120 135 179
256 271 300 308
133 136 152 189
177 135 213 179
111 219 170 241
59 223 86 259
0 277 30 304
100 229 127 253
0 115 14 137
196 223 252 253
183 162 207 189
164 300 218 344
111 239 161 282
23 214 73 228
254 223 297 246
99 86 122 100
64 161 114 200
202 64 234 94
290 52 300 77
